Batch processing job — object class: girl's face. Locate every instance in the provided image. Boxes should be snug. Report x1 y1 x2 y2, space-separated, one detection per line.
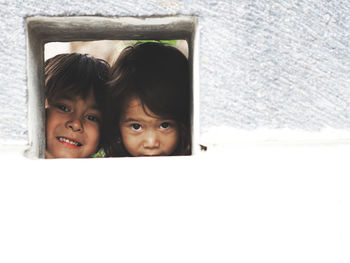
45 91 101 158
119 97 179 157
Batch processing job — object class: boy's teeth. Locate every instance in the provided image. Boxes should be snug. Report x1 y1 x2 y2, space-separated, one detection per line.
58 137 81 146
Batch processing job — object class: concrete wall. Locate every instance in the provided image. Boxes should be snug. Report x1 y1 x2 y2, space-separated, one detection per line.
2 0 350 149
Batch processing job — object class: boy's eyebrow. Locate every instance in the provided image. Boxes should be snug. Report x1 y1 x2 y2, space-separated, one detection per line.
87 104 100 111
57 95 75 102
57 96 100 111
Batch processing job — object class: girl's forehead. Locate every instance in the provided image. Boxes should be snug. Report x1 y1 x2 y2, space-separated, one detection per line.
124 96 141 106
124 97 149 113
123 97 159 119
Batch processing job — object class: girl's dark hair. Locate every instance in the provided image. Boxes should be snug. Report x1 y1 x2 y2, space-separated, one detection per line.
45 53 110 148
104 42 191 157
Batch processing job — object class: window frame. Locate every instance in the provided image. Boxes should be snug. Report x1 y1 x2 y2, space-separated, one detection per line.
26 16 198 158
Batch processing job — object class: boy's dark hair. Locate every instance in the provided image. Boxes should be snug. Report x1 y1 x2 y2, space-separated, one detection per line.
45 53 109 107
45 53 110 147
104 42 191 157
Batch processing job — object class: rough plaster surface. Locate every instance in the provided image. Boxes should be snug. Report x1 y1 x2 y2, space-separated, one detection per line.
1 0 350 146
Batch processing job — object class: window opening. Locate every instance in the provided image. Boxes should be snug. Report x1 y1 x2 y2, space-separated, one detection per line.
26 16 198 159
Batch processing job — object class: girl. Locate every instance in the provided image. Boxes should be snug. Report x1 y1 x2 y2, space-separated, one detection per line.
104 42 191 157
45 53 109 158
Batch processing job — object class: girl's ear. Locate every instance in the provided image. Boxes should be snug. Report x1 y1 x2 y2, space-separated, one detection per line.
45 99 49 109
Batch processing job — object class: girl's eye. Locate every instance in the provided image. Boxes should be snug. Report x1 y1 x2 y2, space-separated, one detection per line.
131 123 142 131
87 115 99 123
56 104 70 112
160 122 170 129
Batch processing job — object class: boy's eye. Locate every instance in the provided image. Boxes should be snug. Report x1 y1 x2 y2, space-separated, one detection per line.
160 122 170 129
131 123 142 131
56 104 70 112
87 115 100 123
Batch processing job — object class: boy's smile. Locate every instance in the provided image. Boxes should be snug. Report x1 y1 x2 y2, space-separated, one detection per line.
45 92 101 158
57 136 83 147
119 97 179 157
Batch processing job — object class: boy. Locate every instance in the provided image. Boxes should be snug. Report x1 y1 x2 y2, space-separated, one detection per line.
44 53 109 158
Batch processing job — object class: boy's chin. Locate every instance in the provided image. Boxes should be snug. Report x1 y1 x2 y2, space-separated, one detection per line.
45 150 55 159
45 149 93 159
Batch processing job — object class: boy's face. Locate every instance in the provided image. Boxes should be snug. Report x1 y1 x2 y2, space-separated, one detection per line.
119 97 179 157
45 92 101 158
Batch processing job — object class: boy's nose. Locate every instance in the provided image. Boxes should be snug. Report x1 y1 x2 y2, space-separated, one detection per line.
66 119 84 133
143 131 160 149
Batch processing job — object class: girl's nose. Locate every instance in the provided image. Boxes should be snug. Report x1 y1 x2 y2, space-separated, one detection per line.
143 131 160 149
66 118 84 133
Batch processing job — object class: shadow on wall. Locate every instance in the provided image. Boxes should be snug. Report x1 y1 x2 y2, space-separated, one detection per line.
44 40 188 65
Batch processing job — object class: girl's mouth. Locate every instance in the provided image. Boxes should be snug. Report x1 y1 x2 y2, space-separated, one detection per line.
57 136 82 147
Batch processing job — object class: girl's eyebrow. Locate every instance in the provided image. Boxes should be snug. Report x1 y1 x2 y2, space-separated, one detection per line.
121 117 174 123
121 118 140 123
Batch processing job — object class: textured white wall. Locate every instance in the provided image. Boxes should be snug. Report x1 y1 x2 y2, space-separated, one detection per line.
2 0 350 147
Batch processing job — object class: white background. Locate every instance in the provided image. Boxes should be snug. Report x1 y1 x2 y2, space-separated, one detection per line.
1 142 350 263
